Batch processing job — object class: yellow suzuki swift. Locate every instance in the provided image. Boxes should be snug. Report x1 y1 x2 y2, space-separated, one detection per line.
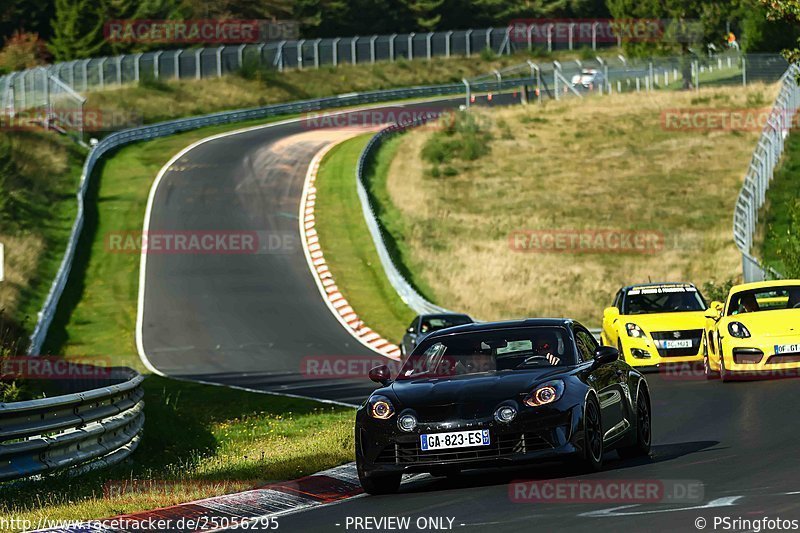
703 280 800 381
601 283 708 368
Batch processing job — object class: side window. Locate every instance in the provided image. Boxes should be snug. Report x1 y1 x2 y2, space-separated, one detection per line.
612 290 622 310
575 330 598 362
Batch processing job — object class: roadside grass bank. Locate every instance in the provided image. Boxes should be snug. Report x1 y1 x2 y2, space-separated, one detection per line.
0 130 84 400
372 84 778 325
86 48 622 126
759 132 800 277
313 135 415 344
2 116 358 526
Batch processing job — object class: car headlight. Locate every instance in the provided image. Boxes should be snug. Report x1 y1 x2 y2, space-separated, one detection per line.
626 323 646 338
368 395 395 420
523 380 565 407
728 321 751 339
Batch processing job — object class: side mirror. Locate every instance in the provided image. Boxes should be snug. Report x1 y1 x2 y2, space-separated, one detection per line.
407 327 415 333
368 365 392 386
603 307 620 321
592 346 619 368
704 302 723 320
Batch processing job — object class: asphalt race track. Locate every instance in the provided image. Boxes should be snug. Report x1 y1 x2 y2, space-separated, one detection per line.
277 373 800 532
140 96 518 404
139 95 800 532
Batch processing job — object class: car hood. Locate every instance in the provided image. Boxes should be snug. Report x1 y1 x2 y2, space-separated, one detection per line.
622 311 707 333
725 309 800 338
390 368 568 410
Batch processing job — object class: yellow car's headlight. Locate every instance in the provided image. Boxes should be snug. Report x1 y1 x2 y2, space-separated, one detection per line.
728 321 751 339
625 323 646 338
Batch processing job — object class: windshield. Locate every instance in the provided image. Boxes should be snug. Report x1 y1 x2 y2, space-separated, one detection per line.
398 327 576 380
420 315 472 334
727 286 800 315
622 286 706 315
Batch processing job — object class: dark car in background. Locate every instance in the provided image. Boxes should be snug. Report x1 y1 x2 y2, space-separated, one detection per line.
356 319 652 494
401 313 474 357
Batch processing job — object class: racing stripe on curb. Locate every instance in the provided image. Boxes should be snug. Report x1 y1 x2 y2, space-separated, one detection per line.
34 463 364 532
300 142 402 361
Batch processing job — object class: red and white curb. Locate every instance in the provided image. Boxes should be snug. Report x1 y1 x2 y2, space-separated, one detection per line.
299 142 401 361
36 463 365 532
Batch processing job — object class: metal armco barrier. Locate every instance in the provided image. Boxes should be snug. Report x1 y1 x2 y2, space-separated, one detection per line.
0 368 144 481
356 118 451 316
733 63 800 281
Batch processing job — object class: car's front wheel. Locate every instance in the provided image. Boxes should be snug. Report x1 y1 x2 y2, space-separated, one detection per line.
703 336 719 380
358 470 402 495
617 388 651 459
579 396 604 471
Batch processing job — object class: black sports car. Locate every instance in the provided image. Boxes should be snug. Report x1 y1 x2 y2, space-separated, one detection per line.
356 319 652 494
401 313 474 357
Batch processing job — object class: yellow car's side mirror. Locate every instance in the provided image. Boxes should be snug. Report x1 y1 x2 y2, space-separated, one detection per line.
704 303 723 320
603 307 620 321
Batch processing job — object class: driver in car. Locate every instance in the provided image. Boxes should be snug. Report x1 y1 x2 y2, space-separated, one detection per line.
534 332 561 366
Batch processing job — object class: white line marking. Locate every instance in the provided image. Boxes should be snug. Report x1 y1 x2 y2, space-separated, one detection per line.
578 496 743 518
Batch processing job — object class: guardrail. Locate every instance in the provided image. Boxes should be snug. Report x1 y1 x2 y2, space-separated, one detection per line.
732 63 800 282
0 368 144 481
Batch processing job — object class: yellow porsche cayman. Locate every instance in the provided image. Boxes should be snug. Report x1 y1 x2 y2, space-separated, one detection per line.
601 283 709 368
703 280 800 381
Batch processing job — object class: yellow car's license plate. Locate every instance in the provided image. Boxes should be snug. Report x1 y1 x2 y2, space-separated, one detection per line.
775 343 800 355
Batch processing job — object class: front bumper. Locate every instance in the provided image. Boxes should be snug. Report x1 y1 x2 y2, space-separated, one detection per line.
723 335 800 378
620 332 703 367
357 406 580 475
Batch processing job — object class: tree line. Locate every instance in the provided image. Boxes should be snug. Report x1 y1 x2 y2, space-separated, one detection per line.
0 0 798 70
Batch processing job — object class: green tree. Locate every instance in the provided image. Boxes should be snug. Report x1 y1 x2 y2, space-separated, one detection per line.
759 0 800 64
48 0 106 60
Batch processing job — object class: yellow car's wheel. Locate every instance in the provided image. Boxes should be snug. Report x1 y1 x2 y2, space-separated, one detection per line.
703 335 719 380
719 349 733 383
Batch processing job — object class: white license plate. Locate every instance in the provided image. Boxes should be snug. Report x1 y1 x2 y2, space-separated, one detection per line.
661 339 693 349
420 429 490 451
775 343 800 355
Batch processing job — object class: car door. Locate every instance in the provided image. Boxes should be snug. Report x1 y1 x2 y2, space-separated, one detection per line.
576 327 626 442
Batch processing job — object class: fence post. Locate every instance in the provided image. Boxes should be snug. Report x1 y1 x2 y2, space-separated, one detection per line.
98 57 107 88
133 53 143 83
277 41 286 71
173 50 181 80
426 32 433 60
742 55 747 87
351 37 358 64
408 33 414 60
116 56 122 84
463 78 471 108
445 31 453 57
527 24 534 51
553 60 561 101
592 22 599 50
547 24 553 52
297 39 305 69
153 51 162 79
466 30 472 57
370 35 377 63
195 48 202 80
485 28 492 52
313 39 321 68
332 38 340 66
527 60 541 104
569 23 575 50
238 44 246 70
42 69 49 129
389 34 397 61
216 46 224 77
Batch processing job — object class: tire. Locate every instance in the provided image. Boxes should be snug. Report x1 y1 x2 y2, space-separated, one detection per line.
358 470 402 495
719 353 733 382
579 396 604 472
617 387 652 459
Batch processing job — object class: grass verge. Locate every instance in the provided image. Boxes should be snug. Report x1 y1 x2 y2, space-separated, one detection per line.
375 84 778 326
313 135 415 344
760 131 800 275
0 115 356 526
